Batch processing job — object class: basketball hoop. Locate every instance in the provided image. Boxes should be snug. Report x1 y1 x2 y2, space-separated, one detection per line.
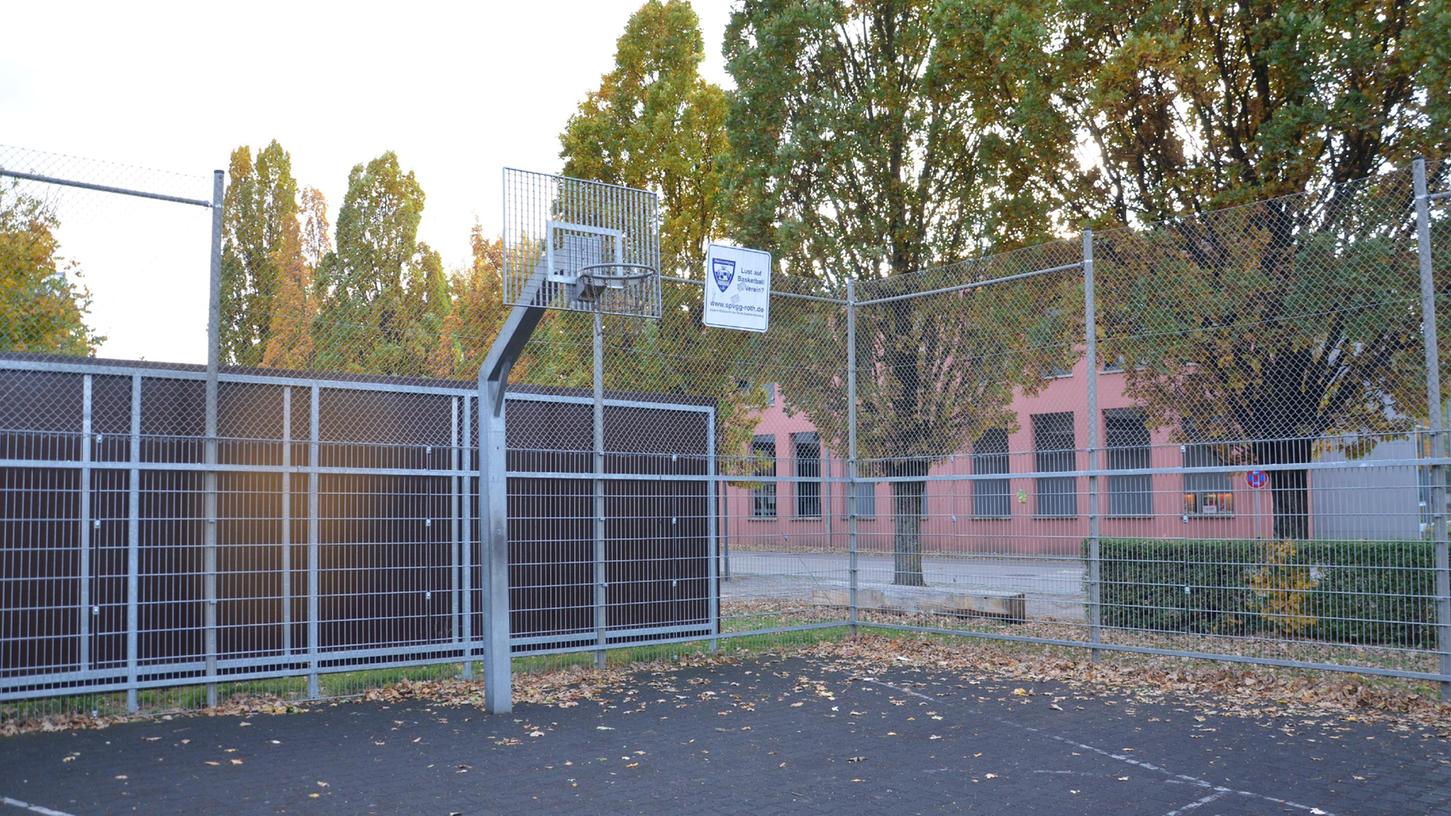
572 262 659 308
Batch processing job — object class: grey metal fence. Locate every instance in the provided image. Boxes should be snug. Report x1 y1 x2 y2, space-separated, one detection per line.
0 354 722 710
2 146 1450 720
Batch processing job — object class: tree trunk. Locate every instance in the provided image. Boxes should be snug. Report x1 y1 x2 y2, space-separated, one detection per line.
1269 467 1309 540
892 480 925 586
1255 438 1312 540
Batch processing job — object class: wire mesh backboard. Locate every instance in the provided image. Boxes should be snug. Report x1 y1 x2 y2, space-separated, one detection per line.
501 168 662 317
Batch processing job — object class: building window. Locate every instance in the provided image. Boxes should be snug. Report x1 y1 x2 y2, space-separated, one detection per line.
1033 412 1077 517
793 432 822 518
1105 409 1151 517
971 428 1011 518
1183 428 1233 516
751 435 776 518
850 480 876 519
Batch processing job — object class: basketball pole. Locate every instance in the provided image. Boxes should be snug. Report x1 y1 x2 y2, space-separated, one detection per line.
478 269 550 715
592 307 609 669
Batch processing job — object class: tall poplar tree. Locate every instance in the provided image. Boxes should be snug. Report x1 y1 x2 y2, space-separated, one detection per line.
312 152 444 377
560 0 730 277
220 140 304 366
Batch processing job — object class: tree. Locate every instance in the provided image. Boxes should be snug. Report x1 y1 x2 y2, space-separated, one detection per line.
220 141 304 366
557 0 770 469
1053 0 1451 537
401 240 451 374
1094 177 1437 539
0 182 101 355
298 187 331 271
431 228 509 379
724 0 1075 584
261 187 329 370
312 152 444 377
560 0 731 277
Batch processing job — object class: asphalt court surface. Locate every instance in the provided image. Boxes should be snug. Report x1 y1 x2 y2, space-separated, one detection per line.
2 655 1449 815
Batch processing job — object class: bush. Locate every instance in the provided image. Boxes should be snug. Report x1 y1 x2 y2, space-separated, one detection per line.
1085 537 1438 648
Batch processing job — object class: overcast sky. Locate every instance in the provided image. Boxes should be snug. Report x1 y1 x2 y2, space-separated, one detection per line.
1 0 734 362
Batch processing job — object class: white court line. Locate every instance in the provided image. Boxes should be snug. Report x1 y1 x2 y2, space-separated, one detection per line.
1162 789 1229 815
1 796 78 816
859 678 1332 816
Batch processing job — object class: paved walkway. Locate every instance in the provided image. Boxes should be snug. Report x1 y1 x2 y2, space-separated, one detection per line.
723 550 1086 618
2 654 1445 815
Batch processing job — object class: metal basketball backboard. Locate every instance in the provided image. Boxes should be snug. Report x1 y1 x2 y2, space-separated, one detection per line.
502 168 662 318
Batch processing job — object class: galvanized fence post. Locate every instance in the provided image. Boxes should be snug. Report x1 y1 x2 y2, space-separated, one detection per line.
79 375 92 677
707 410 719 652
846 278 860 633
307 385 321 699
450 396 461 651
592 308 608 668
1083 229 1102 658
720 485 731 582
1414 157 1451 700
280 387 292 655
126 374 140 712
461 395 474 680
204 168 223 708
822 449 834 559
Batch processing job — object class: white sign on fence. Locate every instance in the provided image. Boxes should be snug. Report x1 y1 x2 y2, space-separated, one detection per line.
703 243 771 332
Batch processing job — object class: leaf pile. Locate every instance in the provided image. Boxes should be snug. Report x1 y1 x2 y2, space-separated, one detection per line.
803 634 1451 736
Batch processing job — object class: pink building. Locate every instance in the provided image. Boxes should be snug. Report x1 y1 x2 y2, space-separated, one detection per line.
723 356 1269 557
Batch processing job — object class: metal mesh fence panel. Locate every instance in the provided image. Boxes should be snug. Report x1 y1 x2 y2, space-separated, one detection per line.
840 166 1450 689
1080 167 1438 675
5 145 1451 723
0 148 222 719
851 240 1088 630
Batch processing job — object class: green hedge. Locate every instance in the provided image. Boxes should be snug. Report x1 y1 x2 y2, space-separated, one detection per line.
1085 538 1438 648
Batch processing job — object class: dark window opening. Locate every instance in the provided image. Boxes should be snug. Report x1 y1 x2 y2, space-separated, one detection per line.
793 432 821 518
851 480 875 519
1033 412 1077 517
1105 409 1152 517
751 435 776 518
971 428 1011 518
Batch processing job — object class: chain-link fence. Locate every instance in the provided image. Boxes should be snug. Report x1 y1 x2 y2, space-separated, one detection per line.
835 161 1451 692
3 145 1451 721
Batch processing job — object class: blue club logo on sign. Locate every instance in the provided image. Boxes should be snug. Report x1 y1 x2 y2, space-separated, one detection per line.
711 257 736 292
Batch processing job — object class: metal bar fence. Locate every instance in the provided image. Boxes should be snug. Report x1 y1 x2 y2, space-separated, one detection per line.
0 360 724 706
3 147 1451 720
